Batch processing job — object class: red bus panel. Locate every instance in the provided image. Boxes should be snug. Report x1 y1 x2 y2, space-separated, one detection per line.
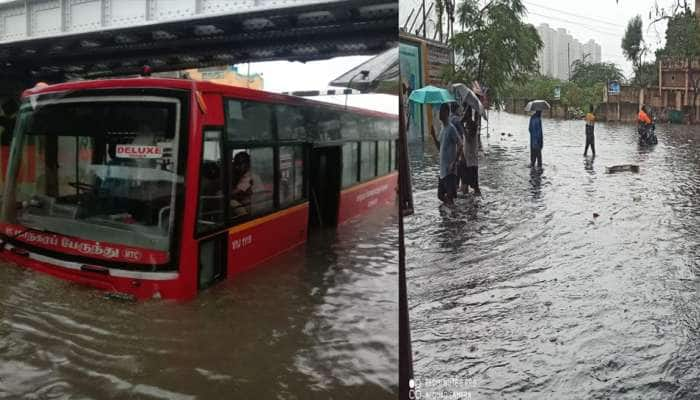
227 203 309 276
337 172 398 224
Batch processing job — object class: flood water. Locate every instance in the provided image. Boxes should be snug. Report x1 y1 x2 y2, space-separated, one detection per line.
0 207 398 399
406 112 699 398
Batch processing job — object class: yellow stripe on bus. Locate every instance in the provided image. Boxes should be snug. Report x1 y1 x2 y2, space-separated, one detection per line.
228 202 309 235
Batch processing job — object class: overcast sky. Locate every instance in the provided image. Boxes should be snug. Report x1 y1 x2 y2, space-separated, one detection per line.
240 56 398 115
400 0 678 78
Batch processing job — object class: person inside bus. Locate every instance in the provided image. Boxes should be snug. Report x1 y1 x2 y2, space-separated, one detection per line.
230 151 260 217
199 161 223 223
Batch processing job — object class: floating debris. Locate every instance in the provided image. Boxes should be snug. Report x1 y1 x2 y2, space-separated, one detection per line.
593 213 600 218
605 164 639 174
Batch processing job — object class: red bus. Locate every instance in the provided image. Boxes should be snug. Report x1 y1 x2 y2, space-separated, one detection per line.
0 78 397 300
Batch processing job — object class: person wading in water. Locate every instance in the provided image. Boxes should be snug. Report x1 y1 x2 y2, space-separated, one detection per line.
430 103 462 206
584 104 596 157
529 110 544 170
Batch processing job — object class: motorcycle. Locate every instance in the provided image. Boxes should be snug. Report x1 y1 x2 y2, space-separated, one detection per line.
638 118 658 145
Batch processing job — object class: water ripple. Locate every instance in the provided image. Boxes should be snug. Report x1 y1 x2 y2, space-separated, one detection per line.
407 112 700 399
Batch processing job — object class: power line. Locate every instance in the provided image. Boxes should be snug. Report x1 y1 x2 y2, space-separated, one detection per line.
528 11 623 38
528 11 621 36
523 0 622 28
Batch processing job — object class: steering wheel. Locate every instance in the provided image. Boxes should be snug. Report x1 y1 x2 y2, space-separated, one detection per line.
68 182 96 192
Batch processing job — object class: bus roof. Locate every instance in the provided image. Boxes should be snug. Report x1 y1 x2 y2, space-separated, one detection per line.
21 77 397 120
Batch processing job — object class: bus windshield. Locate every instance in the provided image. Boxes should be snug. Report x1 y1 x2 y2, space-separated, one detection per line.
0 95 182 264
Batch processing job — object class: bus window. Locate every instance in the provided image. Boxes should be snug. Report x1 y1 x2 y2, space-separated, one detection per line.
4 99 181 254
340 114 361 141
342 142 358 188
360 141 376 181
275 105 305 141
278 145 304 207
377 141 390 176
229 147 274 220
197 130 225 233
305 107 340 142
226 100 273 141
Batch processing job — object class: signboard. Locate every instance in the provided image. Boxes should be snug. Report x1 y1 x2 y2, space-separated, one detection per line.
553 86 561 100
608 81 620 95
116 144 163 158
399 42 423 142
426 42 452 86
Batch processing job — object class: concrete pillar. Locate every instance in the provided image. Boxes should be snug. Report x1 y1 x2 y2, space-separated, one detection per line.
663 90 668 108
639 88 645 111
676 90 683 110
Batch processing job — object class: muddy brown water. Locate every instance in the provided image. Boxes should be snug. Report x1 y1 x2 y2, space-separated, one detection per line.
0 207 398 399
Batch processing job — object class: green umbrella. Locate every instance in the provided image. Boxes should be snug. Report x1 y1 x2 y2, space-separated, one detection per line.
408 85 455 104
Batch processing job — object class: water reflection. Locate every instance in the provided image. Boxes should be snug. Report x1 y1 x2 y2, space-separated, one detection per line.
0 207 398 399
583 155 595 173
528 169 543 199
407 112 700 399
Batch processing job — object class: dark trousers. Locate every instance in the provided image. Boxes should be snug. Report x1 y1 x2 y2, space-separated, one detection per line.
438 174 458 202
464 166 479 193
584 125 595 155
530 148 542 168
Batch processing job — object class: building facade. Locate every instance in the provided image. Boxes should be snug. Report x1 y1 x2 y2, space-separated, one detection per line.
536 24 601 80
655 1 700 121
399 30 454 142
156 66 264 90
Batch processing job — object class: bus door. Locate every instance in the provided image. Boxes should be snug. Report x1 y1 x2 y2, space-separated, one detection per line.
197 129 227 290
309 145 341 228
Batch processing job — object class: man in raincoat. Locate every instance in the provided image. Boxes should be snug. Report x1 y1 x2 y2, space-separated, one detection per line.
529 110 543 169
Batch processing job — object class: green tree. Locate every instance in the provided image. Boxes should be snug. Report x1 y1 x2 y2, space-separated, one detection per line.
446 0 543 106
570 61 624 87
634 62 659 87
621 15 645 85
662 11 700 61
503 74 559 101
504 76 605 113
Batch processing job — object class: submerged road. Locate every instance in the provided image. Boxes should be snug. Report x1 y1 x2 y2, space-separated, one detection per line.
0 207 398 399
406 112 699 399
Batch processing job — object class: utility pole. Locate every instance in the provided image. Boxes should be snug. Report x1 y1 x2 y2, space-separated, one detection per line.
567 42 571 81
422 0 426 38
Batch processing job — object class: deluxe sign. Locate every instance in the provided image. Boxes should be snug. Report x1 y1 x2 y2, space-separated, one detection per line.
116 144 163 158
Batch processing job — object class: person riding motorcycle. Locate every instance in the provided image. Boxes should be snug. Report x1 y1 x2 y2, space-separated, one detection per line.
637 106 657 144
638 106 652 126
